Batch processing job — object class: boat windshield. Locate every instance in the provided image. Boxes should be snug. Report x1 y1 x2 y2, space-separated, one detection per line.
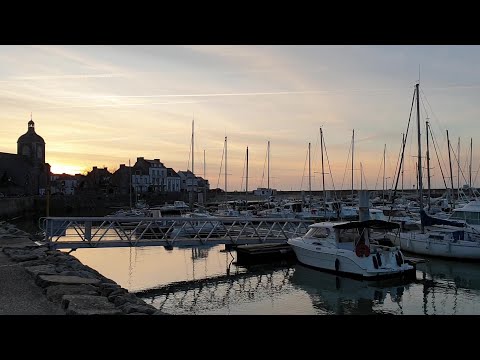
450 211 480 225
306 227 331 239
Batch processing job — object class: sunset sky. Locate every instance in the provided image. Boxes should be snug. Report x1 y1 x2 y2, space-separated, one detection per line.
1 45 480 192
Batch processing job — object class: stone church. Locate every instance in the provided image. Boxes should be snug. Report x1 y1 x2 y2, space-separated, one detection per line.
0 117 51 195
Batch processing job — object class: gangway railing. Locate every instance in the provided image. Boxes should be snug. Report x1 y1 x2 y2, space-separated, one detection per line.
41 216 314 249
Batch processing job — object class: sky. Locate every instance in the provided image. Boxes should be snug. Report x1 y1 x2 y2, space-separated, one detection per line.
1 45 480 192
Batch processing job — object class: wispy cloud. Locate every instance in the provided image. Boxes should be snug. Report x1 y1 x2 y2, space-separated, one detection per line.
13 73 128 80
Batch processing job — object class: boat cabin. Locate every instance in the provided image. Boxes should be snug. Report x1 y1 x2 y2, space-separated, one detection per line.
305 220 400 251
449 200 480 226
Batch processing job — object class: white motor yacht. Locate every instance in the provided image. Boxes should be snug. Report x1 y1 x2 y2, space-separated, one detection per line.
287 220 415 280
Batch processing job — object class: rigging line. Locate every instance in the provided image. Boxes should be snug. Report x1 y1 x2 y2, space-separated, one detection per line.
216 141 225 189
240 149 246 191
312 132 320 190
473 161 480 188
187 135 192 171
340 135 352 192
259 144 267 189
373 146 384 191
449 140 472 191
386 145 397 191
390 134 404 193
300 146 309 191
420 88 448 150
323 134 338 201
388 86 416 214
429 125 449 190
420 93 450 182
362 163 369 190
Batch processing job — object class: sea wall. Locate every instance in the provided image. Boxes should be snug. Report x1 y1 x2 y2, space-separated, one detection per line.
0 197 35 218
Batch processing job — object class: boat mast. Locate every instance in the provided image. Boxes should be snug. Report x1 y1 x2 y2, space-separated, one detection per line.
204 149 206 203
426 120 432 212
470 138 473 190
129 159 132 209
191 118 194 208
320 128 326 217
308 142 312 207
458 137 460 200
360 162 363 190
447 130 455 210
225 136 227 201
383 144 386 207
352 129 355 203
192 118 194 175
415 83 424 232
246 146 249 205
401 133 405 199
267 140 270 190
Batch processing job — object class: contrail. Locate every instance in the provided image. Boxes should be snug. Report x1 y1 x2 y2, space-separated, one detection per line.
58 90 329 99
46 100 206 109
14 73 127 80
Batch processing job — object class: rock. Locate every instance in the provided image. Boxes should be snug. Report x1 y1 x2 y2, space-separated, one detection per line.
152 310 169 315
119 303 156 315
107 288 128 300
99 283 121 297
36 275 101 288
112 293 145 307
46 284 99 303
10 254 39 262
25 264 58 278
62 295 123 315
19 259 50 267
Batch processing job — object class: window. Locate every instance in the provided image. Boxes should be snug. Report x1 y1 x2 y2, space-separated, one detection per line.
306 227 330 239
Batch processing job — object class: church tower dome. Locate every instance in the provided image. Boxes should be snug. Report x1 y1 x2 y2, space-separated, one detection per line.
17 115 45 164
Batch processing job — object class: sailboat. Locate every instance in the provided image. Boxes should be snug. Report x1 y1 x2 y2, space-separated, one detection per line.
385 83 480 260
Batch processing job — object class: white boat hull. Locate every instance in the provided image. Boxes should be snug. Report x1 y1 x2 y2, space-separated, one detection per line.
288 238 414 280
387 232 480 260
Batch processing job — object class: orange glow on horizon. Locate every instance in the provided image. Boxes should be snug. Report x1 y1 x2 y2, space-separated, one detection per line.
50 164 87 176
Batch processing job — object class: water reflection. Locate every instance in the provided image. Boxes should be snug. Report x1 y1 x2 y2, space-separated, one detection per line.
136 264 296 315
414 259 480 315
289 265 409 315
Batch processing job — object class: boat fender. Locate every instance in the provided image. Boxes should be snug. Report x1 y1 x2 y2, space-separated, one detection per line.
395 252 402 266
372 255 378 269
376 252 382 267
335 258 340 272
355 243 371 257
397 251 404 264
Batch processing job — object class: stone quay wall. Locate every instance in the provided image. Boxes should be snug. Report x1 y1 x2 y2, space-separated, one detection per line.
0 221 167 315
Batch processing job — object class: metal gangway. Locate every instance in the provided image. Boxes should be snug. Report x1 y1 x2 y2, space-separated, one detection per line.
41 216 313 250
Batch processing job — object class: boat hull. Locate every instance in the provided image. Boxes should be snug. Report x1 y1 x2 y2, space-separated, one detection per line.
387 233 480 260
288 238 414 280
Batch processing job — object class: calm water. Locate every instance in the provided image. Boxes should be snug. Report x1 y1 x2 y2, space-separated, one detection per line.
70 245 480 315
11 216 480 315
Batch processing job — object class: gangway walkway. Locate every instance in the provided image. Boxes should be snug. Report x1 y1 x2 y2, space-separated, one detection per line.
42 216 314 250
